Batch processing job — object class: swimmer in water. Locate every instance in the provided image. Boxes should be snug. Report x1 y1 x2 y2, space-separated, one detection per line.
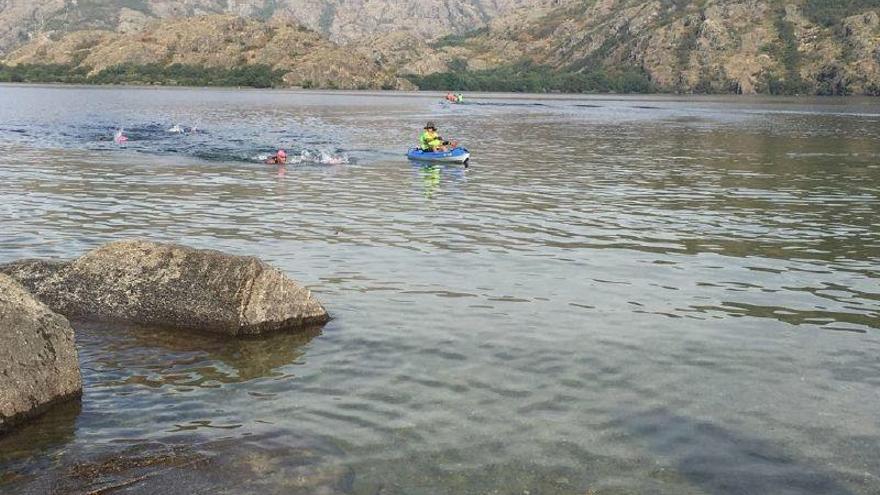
265 149 287 165
114 129 128 144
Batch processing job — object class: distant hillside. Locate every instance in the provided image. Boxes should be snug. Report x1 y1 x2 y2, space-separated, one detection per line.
408 0 880 95
0 0 545 55
1 15 411 89
2 0 878 94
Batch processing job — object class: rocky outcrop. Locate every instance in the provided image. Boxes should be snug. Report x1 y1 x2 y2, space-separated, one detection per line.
0 240 329 337
0 0 547 54
0 274 82 434
419 0 880 95
353 32 449 77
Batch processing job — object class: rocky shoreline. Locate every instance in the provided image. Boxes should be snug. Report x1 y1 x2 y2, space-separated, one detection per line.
0 240 329 434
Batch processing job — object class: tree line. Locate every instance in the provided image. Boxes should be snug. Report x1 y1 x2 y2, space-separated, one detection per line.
0 63 285 88
405 61 656 94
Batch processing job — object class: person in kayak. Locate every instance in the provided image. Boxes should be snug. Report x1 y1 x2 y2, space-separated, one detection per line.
445 92 457 103
419 122 453 152
265 149 287 164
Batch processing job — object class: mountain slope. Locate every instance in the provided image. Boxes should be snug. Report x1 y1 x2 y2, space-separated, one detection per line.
0 0 545 55
415 0 880 95
3 14 411 89
2 0 878 94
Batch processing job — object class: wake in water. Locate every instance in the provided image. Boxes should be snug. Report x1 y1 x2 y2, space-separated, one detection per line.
255 149 350 166
109 123 207 141
99 122 351 165
439 99 547 108
0 117 358 165
166 124 203 134
293 149 350 165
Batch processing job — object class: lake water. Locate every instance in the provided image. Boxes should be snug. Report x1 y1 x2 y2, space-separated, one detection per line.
0 85 879 494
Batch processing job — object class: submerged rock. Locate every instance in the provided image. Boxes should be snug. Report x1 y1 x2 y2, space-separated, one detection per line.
0 240 329 336
1 433 354 495
0 274 82 434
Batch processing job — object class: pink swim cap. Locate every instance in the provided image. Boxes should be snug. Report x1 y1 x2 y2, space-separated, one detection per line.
277 149 287 158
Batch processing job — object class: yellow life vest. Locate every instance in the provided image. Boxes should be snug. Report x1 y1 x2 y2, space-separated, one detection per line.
420 130 442 150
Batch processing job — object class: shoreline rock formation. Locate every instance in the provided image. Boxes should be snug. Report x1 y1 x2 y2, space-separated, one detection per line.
0 274 82 433
0 240 330 337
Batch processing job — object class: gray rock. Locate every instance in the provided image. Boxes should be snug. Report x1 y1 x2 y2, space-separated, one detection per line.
0 274 82 434
0 240 329 336
0 259 66 289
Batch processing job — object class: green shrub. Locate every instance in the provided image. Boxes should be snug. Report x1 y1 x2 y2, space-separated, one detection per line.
431 28 488 48
769 7 810 95
759 70 811 95
802 0 880 27
0 63 89 83
405 62 656 94
0 63 285 88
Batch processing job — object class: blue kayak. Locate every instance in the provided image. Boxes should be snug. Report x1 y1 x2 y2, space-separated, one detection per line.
406 147 470 164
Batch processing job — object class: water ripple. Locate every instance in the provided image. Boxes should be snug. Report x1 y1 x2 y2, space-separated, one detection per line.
1 87 879 494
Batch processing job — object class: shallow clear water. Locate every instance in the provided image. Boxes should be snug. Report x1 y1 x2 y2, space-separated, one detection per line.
1 85 879 494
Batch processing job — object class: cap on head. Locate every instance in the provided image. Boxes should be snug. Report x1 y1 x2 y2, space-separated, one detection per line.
425 121 436 130
277 149 287 158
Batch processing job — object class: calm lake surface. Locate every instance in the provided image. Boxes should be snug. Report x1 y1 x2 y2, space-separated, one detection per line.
1 85 879 494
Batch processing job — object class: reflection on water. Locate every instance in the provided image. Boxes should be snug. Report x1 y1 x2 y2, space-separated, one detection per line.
1 86 879 494
422 165 441 198
1 322 320 460
0 400 81 466
412 164 468 199
78 321 322 387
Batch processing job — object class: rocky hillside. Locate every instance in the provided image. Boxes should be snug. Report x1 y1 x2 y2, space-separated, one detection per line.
416 0 880 95
2 0 878 94
2 14 411 89
0 0 544 54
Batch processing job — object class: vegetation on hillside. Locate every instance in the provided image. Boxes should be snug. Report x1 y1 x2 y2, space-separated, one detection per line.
0 63 285 88
2 0 879 95
44 0 152 32
410 1 880 96
0 64 89 84
431 28 489 48
759 6 812 95
406 61 656 94
801 0 880 26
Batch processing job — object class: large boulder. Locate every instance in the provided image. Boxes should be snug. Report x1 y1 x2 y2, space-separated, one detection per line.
0 274 82 433
0 240 329 336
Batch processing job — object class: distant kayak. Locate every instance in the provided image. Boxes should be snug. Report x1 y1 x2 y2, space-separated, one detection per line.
407 147 470 164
